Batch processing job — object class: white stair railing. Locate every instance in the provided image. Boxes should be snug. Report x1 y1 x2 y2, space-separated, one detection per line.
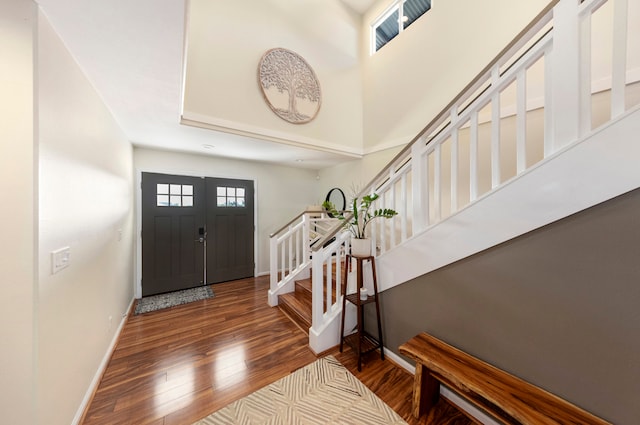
268 210 338 306
275 0 640 353
308 231 352 353
318 0 638 259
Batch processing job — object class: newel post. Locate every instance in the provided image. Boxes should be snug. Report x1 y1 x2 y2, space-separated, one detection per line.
548 0 584 153
268 233 278 306
310 250 323 331
302 213 310 263
411 139 428 234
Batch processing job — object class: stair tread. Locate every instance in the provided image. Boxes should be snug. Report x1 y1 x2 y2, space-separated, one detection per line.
295 278 312 294
280 290 312 309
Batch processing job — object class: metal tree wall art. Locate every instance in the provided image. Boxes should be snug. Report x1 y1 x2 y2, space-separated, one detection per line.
258 48 321 124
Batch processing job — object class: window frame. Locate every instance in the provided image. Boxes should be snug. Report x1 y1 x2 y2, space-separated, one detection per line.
370 0 430 54
216 186 247 208
156 183 194 207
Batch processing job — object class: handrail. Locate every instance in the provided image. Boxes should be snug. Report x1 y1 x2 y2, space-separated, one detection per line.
312 0 560 250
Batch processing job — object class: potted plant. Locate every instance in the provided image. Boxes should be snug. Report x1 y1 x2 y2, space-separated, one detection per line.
323 193 397 257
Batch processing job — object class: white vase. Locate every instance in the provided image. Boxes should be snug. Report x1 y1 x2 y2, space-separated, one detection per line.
350 238 371 257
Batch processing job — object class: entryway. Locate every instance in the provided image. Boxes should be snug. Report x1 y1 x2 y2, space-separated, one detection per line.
141 172 255 296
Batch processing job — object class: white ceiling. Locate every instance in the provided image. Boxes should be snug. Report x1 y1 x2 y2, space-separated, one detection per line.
36 0 376 170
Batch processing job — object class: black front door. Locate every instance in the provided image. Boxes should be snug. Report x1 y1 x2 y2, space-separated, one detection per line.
141 173 205 296
206 177 255 283
141 173 255 295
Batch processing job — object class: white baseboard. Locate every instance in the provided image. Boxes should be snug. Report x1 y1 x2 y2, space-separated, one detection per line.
72 297 135 425
383 347 499 425
382 346 414 373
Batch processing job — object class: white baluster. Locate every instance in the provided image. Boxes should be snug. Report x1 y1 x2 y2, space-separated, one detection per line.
424 149 430 227
388 188 396 249
325 258 330 315
544 45 554 157
451 106 459 213
411 140 426 234
470 111 479 201
611 0 628 118
288 227 293 275
299 228 303 266
400 172 407 241
579 7 592 137
281 236 286 279
516 69 527 174
491 67 501 188
433 144 442 222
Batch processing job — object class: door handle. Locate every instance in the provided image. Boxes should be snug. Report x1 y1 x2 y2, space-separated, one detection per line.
196 227 205 243
195 227 207 243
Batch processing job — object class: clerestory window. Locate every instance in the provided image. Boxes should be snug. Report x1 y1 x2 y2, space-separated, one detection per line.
371 0 432 53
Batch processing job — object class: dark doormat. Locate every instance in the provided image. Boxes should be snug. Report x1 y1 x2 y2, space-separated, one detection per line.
134 286 214 315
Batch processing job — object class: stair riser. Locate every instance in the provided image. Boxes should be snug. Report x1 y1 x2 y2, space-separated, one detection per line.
278 302 311 334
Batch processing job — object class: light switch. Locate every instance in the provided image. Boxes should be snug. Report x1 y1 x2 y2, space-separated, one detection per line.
52 247 71 274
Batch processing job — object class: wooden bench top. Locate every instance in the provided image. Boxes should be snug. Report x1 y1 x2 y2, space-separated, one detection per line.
399 333 611 425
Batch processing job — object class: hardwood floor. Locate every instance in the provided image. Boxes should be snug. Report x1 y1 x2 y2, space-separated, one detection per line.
81 276 472 425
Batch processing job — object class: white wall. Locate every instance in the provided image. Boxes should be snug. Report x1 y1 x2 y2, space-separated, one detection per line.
182 0 557 180
0 1 37 423
317 145 403 201
361 0 553 152
37 10 134 425
182 0 363 156
317 0 556 200
134 148 321 276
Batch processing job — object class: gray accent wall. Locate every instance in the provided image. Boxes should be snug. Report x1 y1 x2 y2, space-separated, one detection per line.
372 188 640 425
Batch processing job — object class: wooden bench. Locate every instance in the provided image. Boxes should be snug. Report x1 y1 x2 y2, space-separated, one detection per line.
399 333 611 425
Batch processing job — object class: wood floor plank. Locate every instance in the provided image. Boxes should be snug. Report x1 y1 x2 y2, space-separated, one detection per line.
81 276 470 425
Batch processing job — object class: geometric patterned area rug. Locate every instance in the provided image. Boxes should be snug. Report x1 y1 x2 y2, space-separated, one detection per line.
192 355 407 424
134 286 214 315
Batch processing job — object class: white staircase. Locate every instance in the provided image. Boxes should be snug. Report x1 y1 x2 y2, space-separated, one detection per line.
270 0 640 353
378 107 640 291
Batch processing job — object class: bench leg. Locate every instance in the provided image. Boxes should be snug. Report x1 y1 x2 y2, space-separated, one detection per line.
413 363 440 418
